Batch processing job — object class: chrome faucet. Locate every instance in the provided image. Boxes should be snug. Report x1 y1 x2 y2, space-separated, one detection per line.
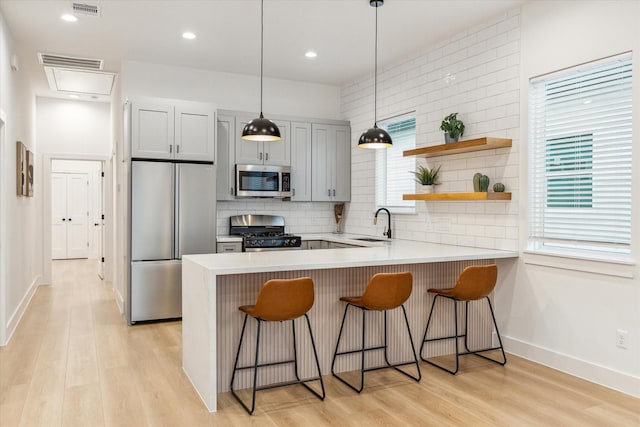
374 207 392 239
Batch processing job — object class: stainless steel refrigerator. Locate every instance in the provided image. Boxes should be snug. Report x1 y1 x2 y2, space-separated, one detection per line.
128 160 216 323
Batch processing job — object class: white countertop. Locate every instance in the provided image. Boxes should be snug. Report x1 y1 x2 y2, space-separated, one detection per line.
188 236 518 275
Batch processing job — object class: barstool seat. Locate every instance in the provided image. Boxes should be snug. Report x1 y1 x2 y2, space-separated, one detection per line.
331 272 421 393
420 264 507 375
230 277 325 415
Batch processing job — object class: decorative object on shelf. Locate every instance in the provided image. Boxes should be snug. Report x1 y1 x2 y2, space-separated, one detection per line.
241 0 281 142
479 175 490 192
473 172 482 192
440 113 465 143
412 165 441 194
493 182 505 193
334 203 344 234
358 0 392 149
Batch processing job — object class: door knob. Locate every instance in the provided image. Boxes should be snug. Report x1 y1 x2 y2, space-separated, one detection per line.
68 218 72 222
62 218 66 221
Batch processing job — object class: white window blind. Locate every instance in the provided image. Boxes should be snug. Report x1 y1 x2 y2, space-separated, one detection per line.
376 115 416 213
528 54 632 257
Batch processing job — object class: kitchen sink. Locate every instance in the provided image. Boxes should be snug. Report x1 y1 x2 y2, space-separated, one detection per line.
353 237 387 242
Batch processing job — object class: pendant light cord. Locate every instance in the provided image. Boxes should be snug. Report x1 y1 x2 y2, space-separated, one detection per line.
260 0 264 117
374 3 378 127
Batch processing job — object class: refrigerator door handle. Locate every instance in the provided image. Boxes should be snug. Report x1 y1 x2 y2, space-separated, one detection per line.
174 164 180 259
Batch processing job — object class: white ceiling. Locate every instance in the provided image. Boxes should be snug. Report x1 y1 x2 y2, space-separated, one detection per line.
0 0 526 101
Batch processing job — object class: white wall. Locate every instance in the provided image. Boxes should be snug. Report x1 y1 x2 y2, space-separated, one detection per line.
341 9 520 250
0 11 39 345
120 60 342 120
498 0 640 397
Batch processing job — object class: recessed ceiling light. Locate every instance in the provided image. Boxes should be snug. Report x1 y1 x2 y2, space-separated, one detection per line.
61 14 77 22
305 51 318 58
182 32 196 40
68 94 80 99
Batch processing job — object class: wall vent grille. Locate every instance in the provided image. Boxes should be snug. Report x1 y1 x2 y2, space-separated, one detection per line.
72 3 100 17
37 53 104 70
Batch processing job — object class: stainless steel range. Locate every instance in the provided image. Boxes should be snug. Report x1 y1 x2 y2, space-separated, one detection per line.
229 214 302 252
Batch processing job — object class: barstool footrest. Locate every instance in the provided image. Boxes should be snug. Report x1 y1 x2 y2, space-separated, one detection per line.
234 358 296 371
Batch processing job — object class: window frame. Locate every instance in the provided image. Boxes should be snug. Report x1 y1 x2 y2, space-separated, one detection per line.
375 113 417 215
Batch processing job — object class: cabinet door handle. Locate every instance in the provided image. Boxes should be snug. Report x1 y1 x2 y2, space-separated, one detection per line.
292 188 296 197
176 145 180 154
333 189 336 197
265 153 269 161
259 152 263 161
62 218 66 221
68 218 72 222
170 145 173 153
230 187 234 196
328 189 331 197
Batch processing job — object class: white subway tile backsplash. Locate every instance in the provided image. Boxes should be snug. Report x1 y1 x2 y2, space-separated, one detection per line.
339 9 520 251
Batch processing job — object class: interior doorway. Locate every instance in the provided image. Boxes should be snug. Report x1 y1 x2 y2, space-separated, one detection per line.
47 158 106 279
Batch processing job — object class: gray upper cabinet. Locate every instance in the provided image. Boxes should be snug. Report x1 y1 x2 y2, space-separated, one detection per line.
290 122 312 201
131 101 174 160
175 101 216 162
131 98 216 162
235 115 291 166
311 124 351 202
216 114 236 201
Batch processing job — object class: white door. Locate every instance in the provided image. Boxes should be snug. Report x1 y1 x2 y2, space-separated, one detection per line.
52 172 90 259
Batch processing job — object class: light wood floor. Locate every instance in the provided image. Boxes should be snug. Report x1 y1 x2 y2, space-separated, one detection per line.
1 260 638 426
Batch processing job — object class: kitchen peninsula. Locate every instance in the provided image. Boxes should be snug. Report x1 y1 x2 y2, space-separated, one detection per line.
182 238 518 412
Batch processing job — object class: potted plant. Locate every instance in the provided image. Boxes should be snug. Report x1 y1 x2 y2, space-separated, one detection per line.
411 165 441 193
440 113 465 143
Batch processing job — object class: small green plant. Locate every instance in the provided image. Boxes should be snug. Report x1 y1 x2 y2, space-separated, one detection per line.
411 165 441 185
440 113 465 139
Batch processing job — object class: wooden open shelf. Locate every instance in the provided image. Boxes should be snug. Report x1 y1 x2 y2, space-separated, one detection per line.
403 137 512 158
403 192 512 201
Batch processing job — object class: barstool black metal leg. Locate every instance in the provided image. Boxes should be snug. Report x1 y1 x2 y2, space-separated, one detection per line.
229 315 261 415
331 304 350 376
453 298 460 374
401 304 422 381
420 294 439 361
292 319 300 381
332 304 365 393
467 297 507 366
464 300 472 353
382 307 421 382
302 313 326 399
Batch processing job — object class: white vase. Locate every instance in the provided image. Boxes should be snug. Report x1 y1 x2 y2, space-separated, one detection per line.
421 185 434 194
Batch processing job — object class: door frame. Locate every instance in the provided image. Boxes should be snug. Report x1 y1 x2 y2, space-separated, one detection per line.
42 153 111 284
0 110 7 345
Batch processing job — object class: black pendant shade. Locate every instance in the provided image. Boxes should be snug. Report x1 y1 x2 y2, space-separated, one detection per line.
242 0 281 142
358 0 391 149
242 113 281 141
358 124 393 148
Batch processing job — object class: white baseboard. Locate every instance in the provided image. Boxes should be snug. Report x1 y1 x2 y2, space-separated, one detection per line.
3 276 41 346
503 335 640 398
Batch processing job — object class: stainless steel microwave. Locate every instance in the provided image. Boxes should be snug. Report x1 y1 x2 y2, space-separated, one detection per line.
235 164 291 198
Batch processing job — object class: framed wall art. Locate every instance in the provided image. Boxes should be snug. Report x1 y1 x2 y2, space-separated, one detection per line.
16 140 26 196
26 149 34 197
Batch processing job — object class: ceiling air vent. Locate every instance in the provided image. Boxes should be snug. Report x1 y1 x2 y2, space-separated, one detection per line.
72 2 100 17
38 53 104 70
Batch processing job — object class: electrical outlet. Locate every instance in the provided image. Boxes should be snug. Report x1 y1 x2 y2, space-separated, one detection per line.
616 329 628 349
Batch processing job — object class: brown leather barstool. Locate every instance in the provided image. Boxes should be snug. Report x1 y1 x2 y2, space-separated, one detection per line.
230 277 325 415
331 272 421 393
420 264 507 375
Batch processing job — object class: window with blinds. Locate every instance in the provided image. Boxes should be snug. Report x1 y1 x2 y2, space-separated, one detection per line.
376 114 416 213
528 53 632 257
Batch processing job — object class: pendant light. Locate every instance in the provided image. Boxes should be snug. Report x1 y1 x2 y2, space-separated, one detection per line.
358 0 392 149
242 0 281 141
